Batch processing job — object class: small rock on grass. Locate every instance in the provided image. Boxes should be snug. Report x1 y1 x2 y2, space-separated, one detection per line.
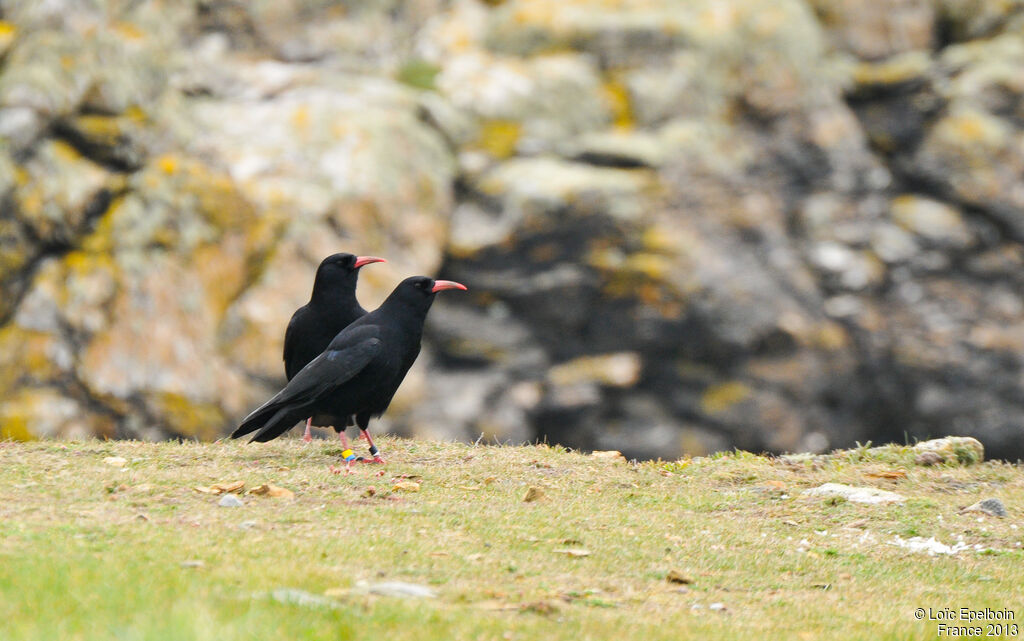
358 581 437 598
803 483 905 504
218 494 244 508
915 451 945 466
103 456 128 467
523 486 544 502
914 437 984 465
963 498 1008 518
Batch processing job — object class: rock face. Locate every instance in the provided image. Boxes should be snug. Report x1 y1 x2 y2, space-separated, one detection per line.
1 1 1023 460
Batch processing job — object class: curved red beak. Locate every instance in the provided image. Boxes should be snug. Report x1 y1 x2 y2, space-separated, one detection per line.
430 280 467 293
354 256 387 269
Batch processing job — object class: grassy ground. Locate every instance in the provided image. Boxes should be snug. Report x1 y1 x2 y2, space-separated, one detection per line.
0 437 1021 641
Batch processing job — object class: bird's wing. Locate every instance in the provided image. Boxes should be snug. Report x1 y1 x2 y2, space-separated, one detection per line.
284 328 382 406
232 325 382 439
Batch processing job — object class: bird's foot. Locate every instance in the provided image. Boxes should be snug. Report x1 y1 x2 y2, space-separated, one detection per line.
359 455 386 465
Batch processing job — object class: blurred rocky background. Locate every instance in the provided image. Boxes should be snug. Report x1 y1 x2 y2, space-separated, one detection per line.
1 0 1023 460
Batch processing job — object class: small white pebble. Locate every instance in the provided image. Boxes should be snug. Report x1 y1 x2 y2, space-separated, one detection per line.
709 603 726 611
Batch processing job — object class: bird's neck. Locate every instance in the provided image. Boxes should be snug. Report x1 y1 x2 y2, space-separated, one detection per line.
310 279 357 307
377 295 432 337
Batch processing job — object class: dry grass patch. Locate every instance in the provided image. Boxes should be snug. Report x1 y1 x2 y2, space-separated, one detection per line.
0 438 1021 640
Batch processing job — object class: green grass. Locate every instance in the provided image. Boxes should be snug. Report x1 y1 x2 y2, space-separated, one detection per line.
0 438 1021 640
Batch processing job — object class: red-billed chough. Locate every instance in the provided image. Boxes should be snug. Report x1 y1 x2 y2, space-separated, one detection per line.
233 276 467 466
284 252 385 444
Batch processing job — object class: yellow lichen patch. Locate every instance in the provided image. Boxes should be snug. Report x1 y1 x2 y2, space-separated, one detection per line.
0 20 17 54
851 51 930 87
937 109 1008 150
0 415 33 441
156 154 179 175
477 120 521 159
16 185 43 218
812 321 849 351
0 226 28 277
192 171 259 232
124 105 148 123
80 196 126 254
51 139 82 163
111 21 145 41
602 79 634 130
623 252 672 281
700 381 751 414
193 242 249 320
640 225 686 254
549 352 642 387
13 165 29 188
60 250 119 315
145 392 225 441
63 249 115 277
290 104 310 132
0 326 64 394
69 115 128 148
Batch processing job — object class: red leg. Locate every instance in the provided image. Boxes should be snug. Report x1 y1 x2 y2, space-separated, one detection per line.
338 430 350 449
360 429 385 464
302 418 313 443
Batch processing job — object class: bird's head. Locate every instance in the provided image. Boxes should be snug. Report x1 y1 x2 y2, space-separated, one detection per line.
388 276 467 314
312 252 386 298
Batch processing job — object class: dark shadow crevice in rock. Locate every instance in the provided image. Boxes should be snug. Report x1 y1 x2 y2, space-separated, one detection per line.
1 184 122 327
50 120 145 173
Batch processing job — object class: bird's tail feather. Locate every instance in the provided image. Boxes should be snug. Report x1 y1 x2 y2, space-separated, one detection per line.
250 405 316 443
231 398 307 440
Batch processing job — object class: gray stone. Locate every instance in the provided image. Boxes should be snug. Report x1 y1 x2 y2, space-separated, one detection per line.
218 494 243 508
963 498 1008 518
803 483 906 504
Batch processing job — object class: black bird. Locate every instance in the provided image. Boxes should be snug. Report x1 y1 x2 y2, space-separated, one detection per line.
283 252 385 443
232 276 467 465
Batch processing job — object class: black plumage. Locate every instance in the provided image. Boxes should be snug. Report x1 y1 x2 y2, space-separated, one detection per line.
232 276 467 450
282 252 384 440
